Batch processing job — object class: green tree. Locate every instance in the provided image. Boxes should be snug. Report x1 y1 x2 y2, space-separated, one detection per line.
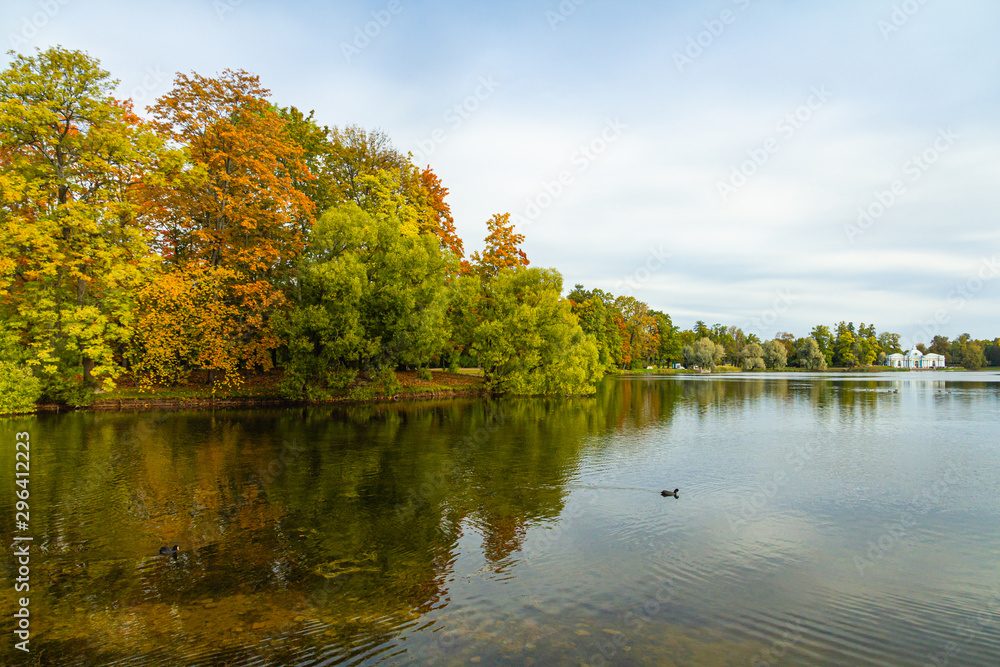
797 338 828 370
810 325 834 366
568 285 625 373
950 334 986 370
683 337 724 370
929 335 951 363
282 119 465 261
833 322 858 367
985 339 1000 368
762 339 787 369
878 331 902 355
0 361 42 414
279 203 452 398
473 268 600 395
741 343 765 370
653 310 683 366
277 106 339 219
776 332 797 366
442 272 482 369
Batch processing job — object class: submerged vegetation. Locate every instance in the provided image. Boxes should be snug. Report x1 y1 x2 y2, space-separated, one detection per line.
1 47 998 414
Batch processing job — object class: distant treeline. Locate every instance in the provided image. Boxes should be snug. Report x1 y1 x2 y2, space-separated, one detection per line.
1 48 995 414
612 320 999 372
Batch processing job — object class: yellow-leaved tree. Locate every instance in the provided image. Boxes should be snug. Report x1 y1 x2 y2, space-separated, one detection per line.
0 47 165 402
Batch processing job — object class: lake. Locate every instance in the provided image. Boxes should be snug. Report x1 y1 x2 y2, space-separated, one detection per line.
2 372 999 665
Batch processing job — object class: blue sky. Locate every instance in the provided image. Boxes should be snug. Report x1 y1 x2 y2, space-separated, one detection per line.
4 0 999 343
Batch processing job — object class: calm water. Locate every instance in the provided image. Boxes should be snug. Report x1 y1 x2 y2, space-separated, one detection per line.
2 373 1000 666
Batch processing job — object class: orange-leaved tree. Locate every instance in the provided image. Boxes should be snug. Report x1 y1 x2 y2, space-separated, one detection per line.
412 166 464 259
142 69 314 388
470 213 529 279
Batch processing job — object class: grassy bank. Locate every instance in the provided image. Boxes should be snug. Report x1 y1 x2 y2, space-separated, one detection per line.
31 369 487 413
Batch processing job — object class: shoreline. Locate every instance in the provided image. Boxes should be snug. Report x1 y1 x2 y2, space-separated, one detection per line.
15 370 488 415
31 387 489 414
618 367 972 375
6 367 989 416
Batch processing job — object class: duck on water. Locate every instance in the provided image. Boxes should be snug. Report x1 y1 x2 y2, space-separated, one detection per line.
661 489 679 498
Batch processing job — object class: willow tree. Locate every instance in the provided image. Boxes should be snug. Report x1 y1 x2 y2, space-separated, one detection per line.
279 203 452 399
473 267 600 395
0 47 164 400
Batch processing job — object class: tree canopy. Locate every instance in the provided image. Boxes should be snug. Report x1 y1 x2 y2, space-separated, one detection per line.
2 47 996 413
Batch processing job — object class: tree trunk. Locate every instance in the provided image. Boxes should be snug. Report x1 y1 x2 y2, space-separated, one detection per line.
77 277 94 384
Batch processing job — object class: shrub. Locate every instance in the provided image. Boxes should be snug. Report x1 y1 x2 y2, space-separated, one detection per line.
0 362 42 414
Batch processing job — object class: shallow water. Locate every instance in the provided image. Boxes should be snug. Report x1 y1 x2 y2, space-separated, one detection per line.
2 372 999 665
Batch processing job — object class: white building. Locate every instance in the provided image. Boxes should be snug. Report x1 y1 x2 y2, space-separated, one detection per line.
885 348 946 369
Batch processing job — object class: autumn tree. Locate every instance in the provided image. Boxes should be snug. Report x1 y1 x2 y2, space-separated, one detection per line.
325 124 409 206
143 69 314 387
412 166 464 260
283 119 465 262
470 213 529 278
614 295 660 369
126 266 245 389
0 47 165 400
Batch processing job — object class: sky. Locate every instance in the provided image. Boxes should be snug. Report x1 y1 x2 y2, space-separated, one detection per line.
4 0 999 344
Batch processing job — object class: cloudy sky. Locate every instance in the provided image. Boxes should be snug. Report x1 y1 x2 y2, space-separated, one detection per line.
4 0 999 342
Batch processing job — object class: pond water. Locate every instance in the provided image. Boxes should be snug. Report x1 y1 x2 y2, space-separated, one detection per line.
2 372 1000 665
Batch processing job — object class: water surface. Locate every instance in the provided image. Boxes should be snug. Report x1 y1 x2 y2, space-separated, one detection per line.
2 372 999 665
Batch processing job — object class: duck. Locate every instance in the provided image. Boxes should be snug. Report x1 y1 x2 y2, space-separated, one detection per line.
159 545 179 555
661 488 679 497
